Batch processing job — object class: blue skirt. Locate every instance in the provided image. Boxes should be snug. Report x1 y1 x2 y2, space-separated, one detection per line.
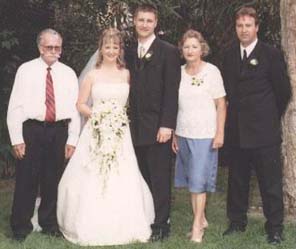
174 136 218 193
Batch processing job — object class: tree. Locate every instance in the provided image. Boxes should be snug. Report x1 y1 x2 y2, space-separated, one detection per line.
280 0 296 215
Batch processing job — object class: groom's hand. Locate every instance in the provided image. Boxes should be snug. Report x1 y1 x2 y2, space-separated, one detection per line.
156 127 172 143
65 144 75 159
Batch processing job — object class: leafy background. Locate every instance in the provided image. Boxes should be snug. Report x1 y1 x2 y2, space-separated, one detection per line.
0 0 280 178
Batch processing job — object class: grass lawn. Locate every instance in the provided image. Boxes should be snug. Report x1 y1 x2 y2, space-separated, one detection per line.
0 167 295 249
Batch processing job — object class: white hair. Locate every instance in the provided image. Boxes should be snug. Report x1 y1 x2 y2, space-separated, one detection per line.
36 28 62 46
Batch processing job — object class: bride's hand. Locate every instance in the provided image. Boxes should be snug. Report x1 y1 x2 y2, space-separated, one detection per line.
76 102 92 118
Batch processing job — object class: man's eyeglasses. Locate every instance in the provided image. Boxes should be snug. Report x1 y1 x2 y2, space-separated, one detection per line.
41 45 62 52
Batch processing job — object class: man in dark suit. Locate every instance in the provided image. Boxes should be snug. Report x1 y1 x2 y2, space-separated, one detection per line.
126 4 181 241
221 7 291 245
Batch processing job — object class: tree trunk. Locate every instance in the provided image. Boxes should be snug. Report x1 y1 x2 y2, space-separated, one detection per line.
280 0 296 216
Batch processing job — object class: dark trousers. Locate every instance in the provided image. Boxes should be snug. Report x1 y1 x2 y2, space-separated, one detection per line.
11 120 68 237
226 144 284 234
135 141 173 232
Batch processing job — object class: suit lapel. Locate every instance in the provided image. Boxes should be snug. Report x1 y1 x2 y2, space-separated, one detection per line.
233 43 241 79
247 40 261 65
136 37 159 71
240 40 261 77
146 37 159 66
130 42 141 71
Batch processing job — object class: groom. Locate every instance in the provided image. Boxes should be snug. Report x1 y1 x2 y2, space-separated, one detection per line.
126 4 181 241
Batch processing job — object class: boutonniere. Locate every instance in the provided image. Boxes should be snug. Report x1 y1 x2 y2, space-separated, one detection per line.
143 51 153 61
191 77 204 86
249 58 259 66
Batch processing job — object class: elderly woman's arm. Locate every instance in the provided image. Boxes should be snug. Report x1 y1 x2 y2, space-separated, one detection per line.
213 97 227 149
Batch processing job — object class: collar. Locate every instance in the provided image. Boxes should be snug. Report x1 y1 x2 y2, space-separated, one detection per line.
240 38 258 59
138 34 156 54
39 57 59 70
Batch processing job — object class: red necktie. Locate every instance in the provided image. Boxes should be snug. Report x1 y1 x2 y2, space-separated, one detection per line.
45 67 56 122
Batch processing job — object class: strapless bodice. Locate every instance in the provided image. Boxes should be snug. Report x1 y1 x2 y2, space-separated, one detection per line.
91 82 129 107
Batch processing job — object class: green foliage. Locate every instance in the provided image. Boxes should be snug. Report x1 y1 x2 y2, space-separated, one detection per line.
0 29 20 178
53 0 133 72
0 31 19 50
0 144 15 179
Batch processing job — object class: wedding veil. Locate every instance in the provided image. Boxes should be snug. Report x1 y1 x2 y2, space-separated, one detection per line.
78 50 99 126
78 49 99 85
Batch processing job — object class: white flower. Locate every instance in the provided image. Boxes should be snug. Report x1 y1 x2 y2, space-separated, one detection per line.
144 52 153 60
250 58 259 66
87 99 128 192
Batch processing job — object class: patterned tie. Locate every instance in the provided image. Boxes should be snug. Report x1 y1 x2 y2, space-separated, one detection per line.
139 45 145 58
45 67 56 122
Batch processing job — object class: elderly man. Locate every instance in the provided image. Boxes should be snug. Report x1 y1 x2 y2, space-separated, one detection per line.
221 7 291 245
7 28 80 241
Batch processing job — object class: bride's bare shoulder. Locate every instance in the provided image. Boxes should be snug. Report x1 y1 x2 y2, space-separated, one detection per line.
85 68 102 79
119 68 130 82
80 68 102 86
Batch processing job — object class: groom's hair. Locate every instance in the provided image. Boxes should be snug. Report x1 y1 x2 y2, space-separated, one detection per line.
134 3 158 19
235 7 259 26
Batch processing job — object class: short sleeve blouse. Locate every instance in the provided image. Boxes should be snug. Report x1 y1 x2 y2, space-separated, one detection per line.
175 62 226 139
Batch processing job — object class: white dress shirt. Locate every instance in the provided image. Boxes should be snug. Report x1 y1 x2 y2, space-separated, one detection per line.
138 34 156 58
7 57 81 146
240 38 258 59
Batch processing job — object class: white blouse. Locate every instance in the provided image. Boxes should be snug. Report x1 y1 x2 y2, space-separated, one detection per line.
175 63 226 139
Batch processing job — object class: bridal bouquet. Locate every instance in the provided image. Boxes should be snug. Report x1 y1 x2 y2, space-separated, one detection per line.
88 99 128 188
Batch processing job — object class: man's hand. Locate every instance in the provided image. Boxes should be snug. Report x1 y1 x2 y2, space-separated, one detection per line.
156 127 172 143
65 144 76 160
13 143 26 160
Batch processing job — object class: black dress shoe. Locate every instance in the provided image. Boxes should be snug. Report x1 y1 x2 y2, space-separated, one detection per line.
149 228 169 242
267 232 283 245
223 223 246 236
12 234 27 242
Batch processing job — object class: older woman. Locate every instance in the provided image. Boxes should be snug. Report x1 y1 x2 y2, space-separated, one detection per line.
172 29 226 243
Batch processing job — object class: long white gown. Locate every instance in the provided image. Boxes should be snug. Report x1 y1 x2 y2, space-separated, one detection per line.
57 81 154 246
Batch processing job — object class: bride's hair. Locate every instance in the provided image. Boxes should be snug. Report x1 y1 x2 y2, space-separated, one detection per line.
96 28 125 69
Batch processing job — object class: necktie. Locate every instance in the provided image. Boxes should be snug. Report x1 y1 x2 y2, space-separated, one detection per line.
139 45 145 58
242 49 247 64
45 67 56 122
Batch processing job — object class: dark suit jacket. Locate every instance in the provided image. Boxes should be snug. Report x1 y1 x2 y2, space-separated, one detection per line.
222 40 291 148
126 37 181 146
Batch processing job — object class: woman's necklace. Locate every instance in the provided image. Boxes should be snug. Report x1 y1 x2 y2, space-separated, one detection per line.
185 61 205 86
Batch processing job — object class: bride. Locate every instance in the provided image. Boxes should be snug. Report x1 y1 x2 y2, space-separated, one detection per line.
57 28 154 246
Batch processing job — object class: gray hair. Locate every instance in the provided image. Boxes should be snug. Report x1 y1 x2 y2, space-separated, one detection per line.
179 29 210 58
36 28 62 46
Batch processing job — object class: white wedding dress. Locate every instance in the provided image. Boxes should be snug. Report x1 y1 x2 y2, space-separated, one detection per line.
57 81 154 246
